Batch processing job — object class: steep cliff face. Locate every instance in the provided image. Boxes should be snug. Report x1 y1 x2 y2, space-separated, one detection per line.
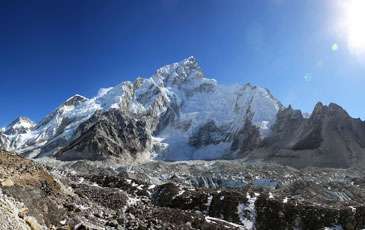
230 117 262 159
55 109 152 163
237 103 365 168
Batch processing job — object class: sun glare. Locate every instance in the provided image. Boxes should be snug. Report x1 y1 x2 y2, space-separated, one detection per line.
344 0 365 54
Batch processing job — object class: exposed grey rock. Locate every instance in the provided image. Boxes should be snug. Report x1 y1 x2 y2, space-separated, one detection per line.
63 94 88 107
55 109 152 163
242 103 365 168
0 133 10 151
230 117 262 158
189 120 230 148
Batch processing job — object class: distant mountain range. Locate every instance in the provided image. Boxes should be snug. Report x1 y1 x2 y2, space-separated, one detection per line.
1 57 365 168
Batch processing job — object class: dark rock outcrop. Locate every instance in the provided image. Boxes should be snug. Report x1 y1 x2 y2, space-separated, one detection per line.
152 182 249 225
0 150 68 228
240 103 365 168
55 109 151 162
255 194 365 230
231 117 262 158
189 121 230 148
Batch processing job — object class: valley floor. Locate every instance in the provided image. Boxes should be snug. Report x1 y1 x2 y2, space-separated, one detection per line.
1 151 365 230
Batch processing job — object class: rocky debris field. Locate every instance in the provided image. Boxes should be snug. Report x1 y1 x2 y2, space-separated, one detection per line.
1 150 365 229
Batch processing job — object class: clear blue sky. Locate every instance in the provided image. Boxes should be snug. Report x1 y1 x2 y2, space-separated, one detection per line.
1 0 365 127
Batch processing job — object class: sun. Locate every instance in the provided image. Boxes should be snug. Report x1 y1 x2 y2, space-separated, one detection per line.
344 0 365 54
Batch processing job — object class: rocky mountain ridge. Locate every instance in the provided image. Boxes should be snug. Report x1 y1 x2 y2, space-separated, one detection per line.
0 57 282 162
1 57 365 169
233 102 365 168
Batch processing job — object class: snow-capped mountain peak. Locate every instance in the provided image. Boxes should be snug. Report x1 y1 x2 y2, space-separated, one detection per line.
0 57 283 161
152 56 217 96
63 94 88 106
4 116 35 135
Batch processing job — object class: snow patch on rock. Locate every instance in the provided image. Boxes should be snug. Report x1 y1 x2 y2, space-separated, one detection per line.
237 193 258 230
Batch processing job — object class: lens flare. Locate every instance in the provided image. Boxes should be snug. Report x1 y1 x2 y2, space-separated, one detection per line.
344 0 365 54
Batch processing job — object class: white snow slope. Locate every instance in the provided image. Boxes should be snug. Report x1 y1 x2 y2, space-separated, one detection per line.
0 57 282 161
